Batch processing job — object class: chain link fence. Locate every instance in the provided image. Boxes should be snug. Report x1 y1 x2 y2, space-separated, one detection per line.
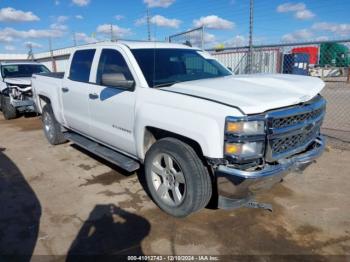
168 27 205 49
208 40 350 146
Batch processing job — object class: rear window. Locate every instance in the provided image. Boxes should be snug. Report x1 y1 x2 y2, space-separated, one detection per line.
69 49 96 82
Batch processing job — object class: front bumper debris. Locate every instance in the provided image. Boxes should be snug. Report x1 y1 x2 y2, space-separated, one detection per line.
216 136 325 210
10 97 35 112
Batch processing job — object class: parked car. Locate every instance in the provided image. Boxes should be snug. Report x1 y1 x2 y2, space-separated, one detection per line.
32 41 326 217
0 62 50 119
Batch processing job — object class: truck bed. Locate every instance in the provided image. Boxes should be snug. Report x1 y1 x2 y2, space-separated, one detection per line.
32 73 64 115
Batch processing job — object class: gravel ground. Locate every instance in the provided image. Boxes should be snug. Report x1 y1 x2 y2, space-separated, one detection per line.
0 115 349 261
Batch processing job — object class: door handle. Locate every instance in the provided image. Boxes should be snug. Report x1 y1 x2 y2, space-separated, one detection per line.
61 87 69 93
89 93 99 99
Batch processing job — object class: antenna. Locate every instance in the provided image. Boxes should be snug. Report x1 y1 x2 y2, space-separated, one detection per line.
147 7 151 41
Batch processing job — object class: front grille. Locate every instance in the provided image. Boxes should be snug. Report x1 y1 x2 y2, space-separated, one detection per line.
266 95 326 161
271 125 320 154
272 107 324 129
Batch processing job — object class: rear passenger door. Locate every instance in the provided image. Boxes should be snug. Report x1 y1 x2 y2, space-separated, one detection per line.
88 48 137 155
62 49 95 134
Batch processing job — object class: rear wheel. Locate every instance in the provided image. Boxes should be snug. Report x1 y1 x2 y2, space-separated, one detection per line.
145 137 212 217
1 95 17 120
42 104 67 145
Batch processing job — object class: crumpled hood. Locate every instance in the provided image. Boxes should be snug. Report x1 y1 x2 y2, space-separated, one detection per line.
161 74 325 114
4 77 32 86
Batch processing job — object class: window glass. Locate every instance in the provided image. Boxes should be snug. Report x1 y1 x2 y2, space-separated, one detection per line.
96 49 133 85
131 48 231 87
69 49 96 82
1 64 49 78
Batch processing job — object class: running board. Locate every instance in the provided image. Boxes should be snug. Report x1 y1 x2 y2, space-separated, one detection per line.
64 132 140 172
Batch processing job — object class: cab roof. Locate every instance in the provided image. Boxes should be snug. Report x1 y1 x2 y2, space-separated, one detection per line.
73 40 198 51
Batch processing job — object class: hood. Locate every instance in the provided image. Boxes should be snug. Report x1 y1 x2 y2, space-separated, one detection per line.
161 74 325 115
4 77 32 86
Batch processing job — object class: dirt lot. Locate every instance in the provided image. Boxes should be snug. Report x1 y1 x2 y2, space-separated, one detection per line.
0 115 350 260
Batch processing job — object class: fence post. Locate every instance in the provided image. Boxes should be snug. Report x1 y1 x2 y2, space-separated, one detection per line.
347 67 350 83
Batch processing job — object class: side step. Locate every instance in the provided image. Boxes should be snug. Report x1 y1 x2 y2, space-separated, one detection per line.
64 131 140 172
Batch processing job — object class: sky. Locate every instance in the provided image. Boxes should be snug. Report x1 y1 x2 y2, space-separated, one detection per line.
0 0 349 54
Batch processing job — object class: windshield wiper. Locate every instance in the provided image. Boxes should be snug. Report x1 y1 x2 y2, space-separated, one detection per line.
153 81 182 88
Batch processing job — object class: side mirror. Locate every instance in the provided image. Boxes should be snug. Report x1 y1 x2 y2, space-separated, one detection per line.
101 73 135 89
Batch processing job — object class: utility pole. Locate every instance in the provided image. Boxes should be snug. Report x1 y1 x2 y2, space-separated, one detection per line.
73 31 77 46
110 24 114 41
248 0 254 74
27 43 34 61
48 37 57 72
146 7 151 41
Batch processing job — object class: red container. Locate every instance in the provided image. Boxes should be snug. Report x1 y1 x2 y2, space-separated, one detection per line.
292 46 319 64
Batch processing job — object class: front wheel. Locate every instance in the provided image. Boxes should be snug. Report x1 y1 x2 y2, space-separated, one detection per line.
1 95 18 120
144 137 212 217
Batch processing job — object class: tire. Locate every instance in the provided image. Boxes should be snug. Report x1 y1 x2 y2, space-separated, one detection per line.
42 104 67 145
144 137 212 217
1 95 17 120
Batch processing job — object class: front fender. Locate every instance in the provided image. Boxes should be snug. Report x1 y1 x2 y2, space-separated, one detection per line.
134 103 225 160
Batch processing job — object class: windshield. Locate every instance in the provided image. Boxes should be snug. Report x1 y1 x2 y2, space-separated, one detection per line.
131 48 231 87
1 64 50 78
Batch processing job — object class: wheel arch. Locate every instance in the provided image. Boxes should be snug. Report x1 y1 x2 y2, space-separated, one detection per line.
141 126 207 164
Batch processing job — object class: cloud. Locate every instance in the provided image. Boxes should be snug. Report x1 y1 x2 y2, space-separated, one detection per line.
144 0 175 8
136 15 181 28
50 23 68 31
96 24 131 38
315 36 329 41
75 32 97 43
277 2 315 20
25 41 43 49
72 0 90 7
56 15 69 23
5 45 16 51
75 15 84 19
224 35 246 47
0 32 13 43
151 15 181 28
0 27 65 43
295 9 315 20
193 15 234 30
312 22 350 37
50 16 69 32
115 15 124 21
277 2 305 12
0 7 40 22
282 29 313 42
54 0 60 5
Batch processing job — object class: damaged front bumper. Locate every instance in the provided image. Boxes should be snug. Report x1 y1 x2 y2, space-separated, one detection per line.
10 97 35 112
215 136 325 209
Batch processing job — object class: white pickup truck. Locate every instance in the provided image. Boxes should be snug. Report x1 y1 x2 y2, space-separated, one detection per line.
32 41 326 217
0 62 50 119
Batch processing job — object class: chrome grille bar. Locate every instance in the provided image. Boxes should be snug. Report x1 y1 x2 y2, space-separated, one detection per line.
265 95 326 162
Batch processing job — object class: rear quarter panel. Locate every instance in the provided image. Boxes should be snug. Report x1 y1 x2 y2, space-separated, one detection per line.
32 75 64 124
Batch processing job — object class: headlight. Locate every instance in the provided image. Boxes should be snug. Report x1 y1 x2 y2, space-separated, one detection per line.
226 120 265 135
225 141 264 158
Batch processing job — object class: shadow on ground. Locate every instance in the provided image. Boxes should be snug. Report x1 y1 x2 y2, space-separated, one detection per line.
0 148 41 261
66 204 151 260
